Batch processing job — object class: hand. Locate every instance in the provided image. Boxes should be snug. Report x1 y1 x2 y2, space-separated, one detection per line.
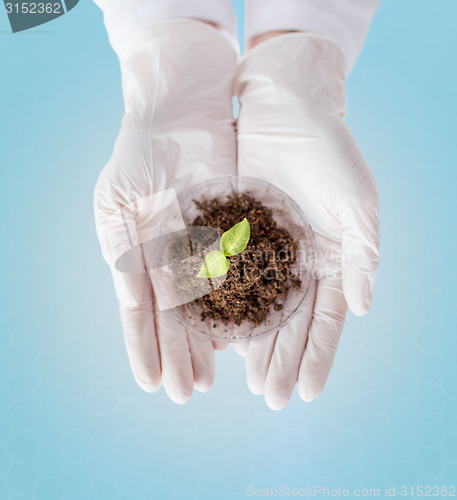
94 20 237 403
234 33 380 409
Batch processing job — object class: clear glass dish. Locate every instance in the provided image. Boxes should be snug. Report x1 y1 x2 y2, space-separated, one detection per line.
169 175 316 342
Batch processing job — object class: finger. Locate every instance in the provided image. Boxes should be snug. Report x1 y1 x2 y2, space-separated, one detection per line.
112 270 161 393
188 333 215 393
193 314 230 351
341 179 380 316
213 340 230 352
264 278 317 410
155 308 194 404
298 277 347 402
244 331 277 395
233 341 249 357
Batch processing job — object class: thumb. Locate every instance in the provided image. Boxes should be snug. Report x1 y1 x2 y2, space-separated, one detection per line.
341 190 380 316
342 255 378 316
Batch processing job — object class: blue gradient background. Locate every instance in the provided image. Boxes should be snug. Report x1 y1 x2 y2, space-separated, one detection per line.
0 1 456 498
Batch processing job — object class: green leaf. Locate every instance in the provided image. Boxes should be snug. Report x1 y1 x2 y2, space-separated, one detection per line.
197 250 230 279
220 218 251 257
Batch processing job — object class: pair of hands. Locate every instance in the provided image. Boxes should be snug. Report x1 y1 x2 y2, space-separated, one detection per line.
94 20 380 409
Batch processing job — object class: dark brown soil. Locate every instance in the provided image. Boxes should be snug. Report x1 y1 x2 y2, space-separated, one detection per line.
190 194 301 326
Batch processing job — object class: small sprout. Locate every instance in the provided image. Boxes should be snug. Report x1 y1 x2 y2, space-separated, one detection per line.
220 218 251 256
197 250 230 279
197 218 250 279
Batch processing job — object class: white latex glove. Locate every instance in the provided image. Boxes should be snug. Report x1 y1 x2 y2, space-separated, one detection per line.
234 33 380 409
94 20 237 403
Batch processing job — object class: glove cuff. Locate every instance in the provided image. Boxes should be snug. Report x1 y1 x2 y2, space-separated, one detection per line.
244 0 380 75
95 0 239 60
235 32 347 118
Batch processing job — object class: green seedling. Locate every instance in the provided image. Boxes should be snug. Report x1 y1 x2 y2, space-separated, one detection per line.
197 218 250 279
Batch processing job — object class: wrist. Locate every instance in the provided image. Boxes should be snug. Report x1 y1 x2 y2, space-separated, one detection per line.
249 30 297 49
120 19 236 127
236 32 347 118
